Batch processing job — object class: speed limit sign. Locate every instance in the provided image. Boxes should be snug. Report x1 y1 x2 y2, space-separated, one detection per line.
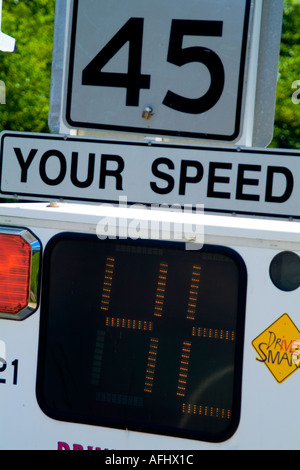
63 0 253 142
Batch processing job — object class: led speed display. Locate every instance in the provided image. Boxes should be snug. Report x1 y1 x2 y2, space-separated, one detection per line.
37 234 246 442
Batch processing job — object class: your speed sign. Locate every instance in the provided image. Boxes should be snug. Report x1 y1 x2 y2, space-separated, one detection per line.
64 0 252 142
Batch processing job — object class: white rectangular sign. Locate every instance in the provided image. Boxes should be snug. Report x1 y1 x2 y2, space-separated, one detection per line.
1 131 299 219
63 0 253 142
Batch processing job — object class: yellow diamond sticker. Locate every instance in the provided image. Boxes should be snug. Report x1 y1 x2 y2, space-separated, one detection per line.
252 313 300 383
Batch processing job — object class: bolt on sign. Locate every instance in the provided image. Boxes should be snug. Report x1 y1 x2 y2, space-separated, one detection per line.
252 314 300 384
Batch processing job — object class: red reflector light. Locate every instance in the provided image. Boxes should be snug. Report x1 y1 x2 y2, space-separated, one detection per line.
0 228 40 320
0 234 32 314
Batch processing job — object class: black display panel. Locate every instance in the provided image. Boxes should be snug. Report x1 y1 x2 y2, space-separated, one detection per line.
37 234 247 442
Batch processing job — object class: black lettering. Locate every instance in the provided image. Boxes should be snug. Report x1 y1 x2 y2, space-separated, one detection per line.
99 154 124 190
265 166 294 203
179 160 203 195
150 158 175 194
71 152 95 188
82 18 151 107
163 20 224 114
39 150 67 186
207 162 231 199
236 164 261 201
14 148 38 183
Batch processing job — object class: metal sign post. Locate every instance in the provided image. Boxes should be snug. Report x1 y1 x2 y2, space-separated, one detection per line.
49 0 283 147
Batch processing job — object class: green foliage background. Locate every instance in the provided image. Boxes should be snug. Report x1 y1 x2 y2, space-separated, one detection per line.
0 0 299 148
0 0 55 133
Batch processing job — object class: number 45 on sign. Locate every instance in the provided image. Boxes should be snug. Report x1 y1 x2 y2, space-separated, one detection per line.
64 0 252 142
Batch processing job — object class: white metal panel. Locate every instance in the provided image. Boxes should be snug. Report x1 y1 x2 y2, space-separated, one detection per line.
0 203 300 449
